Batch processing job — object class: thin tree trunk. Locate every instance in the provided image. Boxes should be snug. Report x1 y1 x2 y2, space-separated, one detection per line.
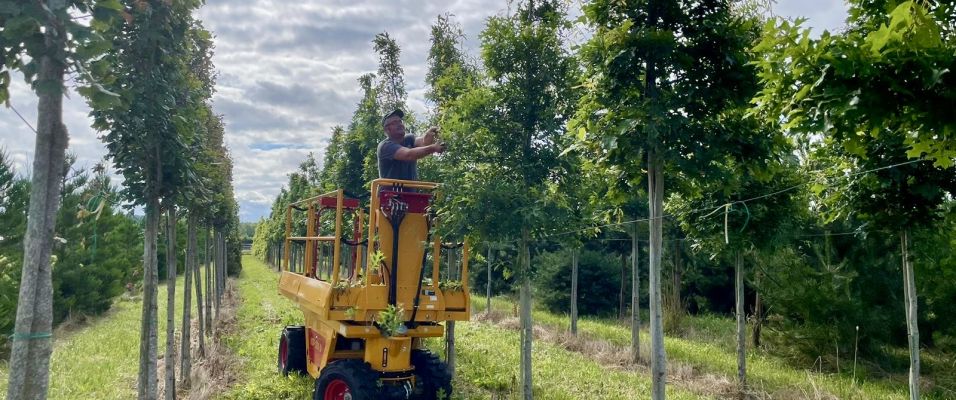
193 221 205 357
487 245 492 313
519 229 533 400
213 229 220 324
5 27 69 400
632 222 641 364
165 206 177 400
570 248 578 335
674 240 682 314
647 150 666 400
735 250 747 395
181 214 195 386
619 253 626 320
219 231 226 296
222 230 229 279
752 266 762 348
204 228 212 336
901 229 920 400
445 249 457 376
138 198 161 400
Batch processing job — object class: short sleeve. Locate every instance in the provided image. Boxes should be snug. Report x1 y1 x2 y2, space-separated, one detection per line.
379 140 402 161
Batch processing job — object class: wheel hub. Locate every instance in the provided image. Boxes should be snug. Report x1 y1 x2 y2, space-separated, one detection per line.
324 379 351 400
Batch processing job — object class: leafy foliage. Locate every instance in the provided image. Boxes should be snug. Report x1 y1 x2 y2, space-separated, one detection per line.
435 1 579 245
751 0 956 167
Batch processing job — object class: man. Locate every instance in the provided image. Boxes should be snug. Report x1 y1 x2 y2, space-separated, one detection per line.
377 109 445 180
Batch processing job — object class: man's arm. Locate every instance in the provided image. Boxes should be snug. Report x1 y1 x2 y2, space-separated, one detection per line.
394 143 444 161
414 126 439 147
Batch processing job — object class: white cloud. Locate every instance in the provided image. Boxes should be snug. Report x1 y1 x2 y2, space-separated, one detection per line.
0 0 847 222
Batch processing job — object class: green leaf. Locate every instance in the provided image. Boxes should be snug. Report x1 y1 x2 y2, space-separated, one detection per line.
94 0 123 11
843 138 867 158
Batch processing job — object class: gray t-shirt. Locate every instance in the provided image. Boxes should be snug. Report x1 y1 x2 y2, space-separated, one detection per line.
377 134 418 180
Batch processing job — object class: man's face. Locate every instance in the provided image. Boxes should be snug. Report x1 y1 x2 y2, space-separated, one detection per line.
384 116 405 140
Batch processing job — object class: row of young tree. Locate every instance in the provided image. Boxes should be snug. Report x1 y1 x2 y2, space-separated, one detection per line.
1 1 240 400
250 0 953 399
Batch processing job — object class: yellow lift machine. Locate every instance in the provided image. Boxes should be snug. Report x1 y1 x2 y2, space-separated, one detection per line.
276 179 470 400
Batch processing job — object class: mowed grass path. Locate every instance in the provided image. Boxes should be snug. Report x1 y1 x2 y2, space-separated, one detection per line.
0 267 207 399
229 256 707 399
473 295 913 400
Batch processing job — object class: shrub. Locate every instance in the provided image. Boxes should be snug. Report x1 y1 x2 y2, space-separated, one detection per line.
534 248 624 317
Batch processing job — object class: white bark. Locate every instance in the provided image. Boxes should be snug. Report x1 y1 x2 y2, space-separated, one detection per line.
445 249 457 376
204 228 212 335
647 151 666 400
181 214 196 385
213 230 220 325
138 199 160 400
735 250 747 393
193 221 205 357
487 246 492 313
519 230 533 400
165 206 177 400
5 26 69 399
570 248 578 335
631 222 641 364
901 229 920 400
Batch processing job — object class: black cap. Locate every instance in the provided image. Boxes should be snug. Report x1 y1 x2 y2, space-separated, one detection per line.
382 109 405 127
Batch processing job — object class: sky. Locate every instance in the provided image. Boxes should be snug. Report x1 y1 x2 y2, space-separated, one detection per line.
0 0 849 222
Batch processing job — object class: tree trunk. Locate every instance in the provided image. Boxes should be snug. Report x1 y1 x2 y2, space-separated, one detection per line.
213 229 220 325
445 249 457 376
674 240 683 314
570 248 579 335
619 252 626 320
631 222 641 364
138 198 161 400
901 229 920 400
222 230 229 279
735 250 747 395
193 221 205 357
181 214 195 386
219 231 226 296
5 28 69 400
647 150 666 400
752 266 762 348
165 206 177 400
204 228 212 336
487 245 492 313
519 229 533 400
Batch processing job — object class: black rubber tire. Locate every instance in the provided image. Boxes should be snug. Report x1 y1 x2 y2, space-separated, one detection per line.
314 359 380 400
277 326 307 376
411 350 453 400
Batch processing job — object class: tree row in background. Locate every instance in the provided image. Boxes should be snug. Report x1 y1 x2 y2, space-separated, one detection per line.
1 0 241 399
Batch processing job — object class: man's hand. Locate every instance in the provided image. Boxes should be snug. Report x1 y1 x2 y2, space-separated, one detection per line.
425 126 439 142
429 141 446 154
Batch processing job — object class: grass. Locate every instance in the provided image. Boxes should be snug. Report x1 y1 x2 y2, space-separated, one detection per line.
471 295 915 399
2 255 941 399
216 257 312 399
228 256 708 399
0 266 206 399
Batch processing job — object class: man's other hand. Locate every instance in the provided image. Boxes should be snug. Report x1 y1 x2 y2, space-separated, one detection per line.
425 126 440 141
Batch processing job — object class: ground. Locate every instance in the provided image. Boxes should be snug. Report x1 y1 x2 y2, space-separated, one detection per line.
0 255 933 399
